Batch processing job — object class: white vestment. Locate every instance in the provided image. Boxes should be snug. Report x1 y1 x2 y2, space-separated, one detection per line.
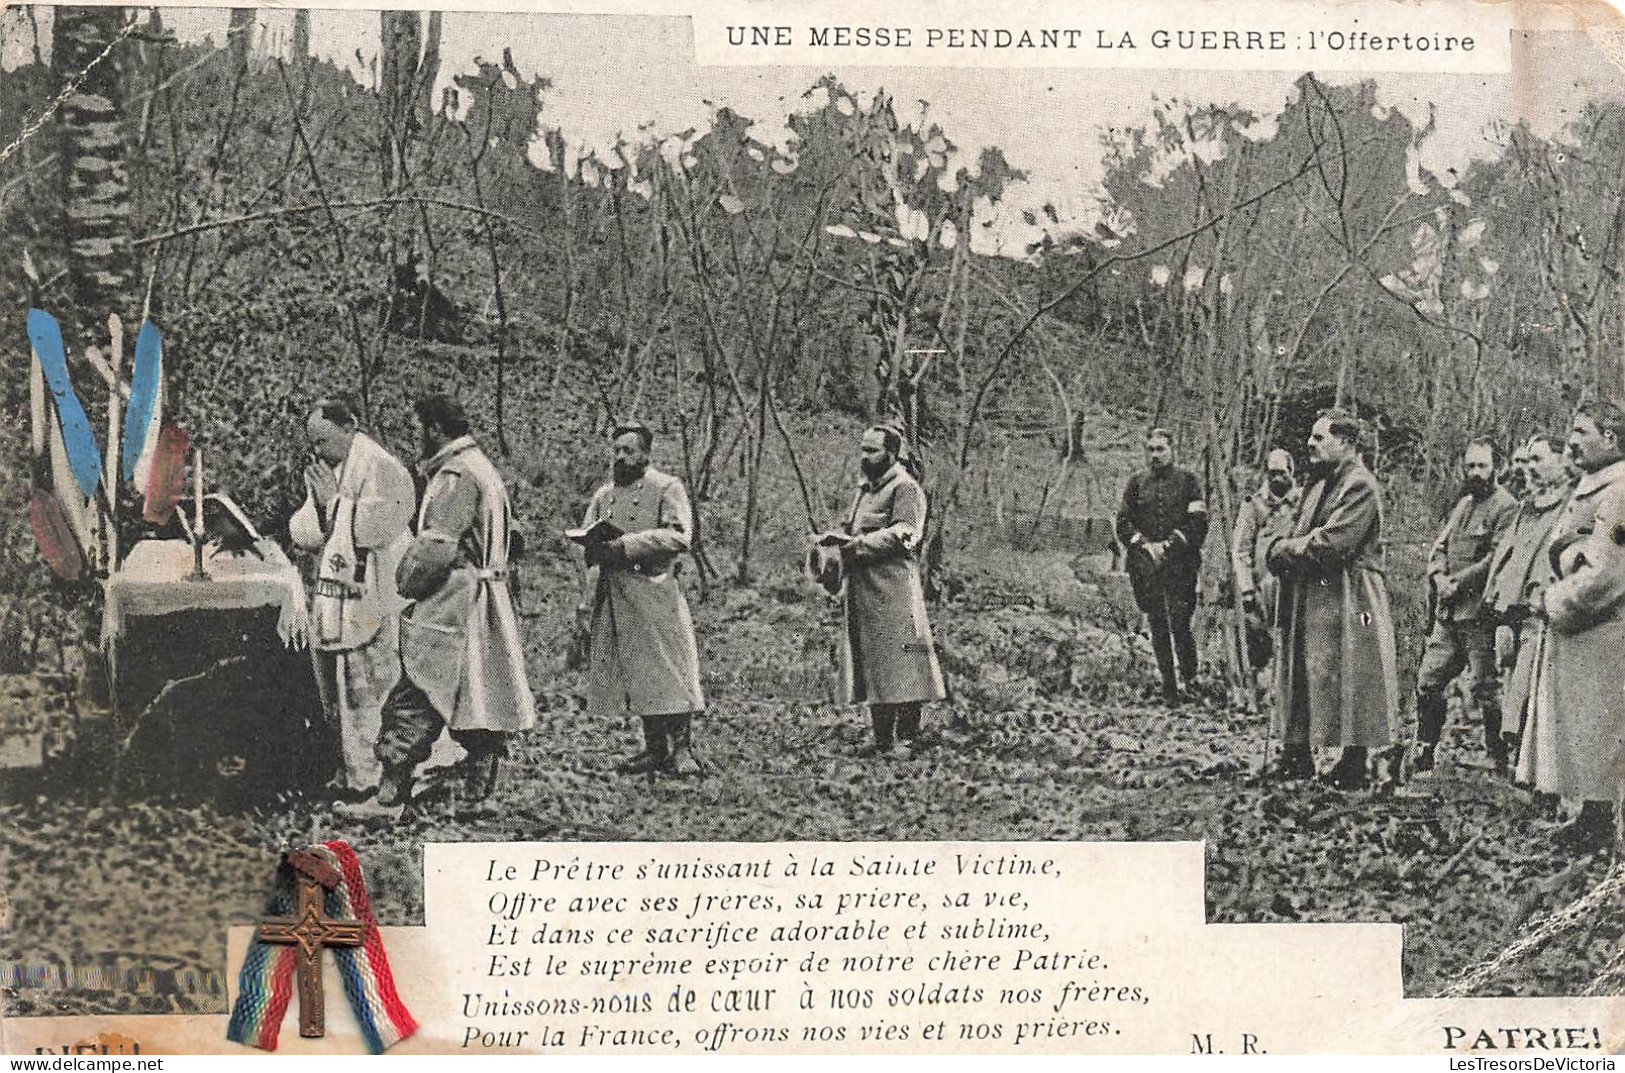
289 432 415 790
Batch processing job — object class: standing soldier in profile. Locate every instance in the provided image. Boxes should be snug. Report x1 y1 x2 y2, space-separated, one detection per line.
814 425 945 757
576 422 705 778
1115 427 1209 706
1230 448 1300 678
1520 400 1625 850
289 397 415 800
1483 434 1570 773
340 394 537 820
1266 410 1399 790
1413 437 1517 775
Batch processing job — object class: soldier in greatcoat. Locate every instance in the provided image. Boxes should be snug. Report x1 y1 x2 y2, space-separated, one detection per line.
1481 434 1570 769
340 394 537 819
817 425 945 757
1115 428 1209 705
1230 448 1300 674
1520 401 1625 850
577 423 705 778
1265 410 1400 790
1413 438 1517 774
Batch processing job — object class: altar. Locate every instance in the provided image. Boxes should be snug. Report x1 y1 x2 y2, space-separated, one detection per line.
101 534 329 802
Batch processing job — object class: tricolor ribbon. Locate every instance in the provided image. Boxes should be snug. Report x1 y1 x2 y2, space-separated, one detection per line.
226 840 418 1054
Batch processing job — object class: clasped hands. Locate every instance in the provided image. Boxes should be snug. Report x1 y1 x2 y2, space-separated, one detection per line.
1135 538 1170 567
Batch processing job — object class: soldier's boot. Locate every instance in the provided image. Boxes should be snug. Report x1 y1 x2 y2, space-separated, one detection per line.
895 705 922 741
1324 746 1369 791
1149 625 1180 707
1555 801 1615 852
618 717 669 775
1414 689 1446 773
335 764 411 821
860 709 899 758
663 715 703 779
1274 743 1315 781
460 752 502 809
1477 689 1507 773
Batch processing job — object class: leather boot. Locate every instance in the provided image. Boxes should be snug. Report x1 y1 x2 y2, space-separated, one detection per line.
895 705 922 741
335 764 411 821
618 717 668 775
462 752 502 804
1555 801 1615 852
1275 743 1315 781
1415 690 1446 770
860 709 898 757
663 715 703 778
1324 747 1369 790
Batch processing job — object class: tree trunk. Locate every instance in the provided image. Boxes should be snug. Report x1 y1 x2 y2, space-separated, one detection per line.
53 5 135 342
378 11 421 193
291 10 310 70
227 9 255 73
415 12 442 125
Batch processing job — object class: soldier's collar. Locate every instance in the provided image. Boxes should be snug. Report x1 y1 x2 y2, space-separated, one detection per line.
419 435 476 478
1574 457 1625 496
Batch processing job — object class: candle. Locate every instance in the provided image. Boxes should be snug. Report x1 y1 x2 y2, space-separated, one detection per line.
194 446 204 538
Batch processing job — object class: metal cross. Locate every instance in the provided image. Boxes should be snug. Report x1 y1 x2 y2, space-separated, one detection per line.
256 851 363 1038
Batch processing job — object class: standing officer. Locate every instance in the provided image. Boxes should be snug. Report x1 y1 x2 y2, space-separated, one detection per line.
577 422 705 778
1115 427 1209 705
819 425 946 757
1414 437 1517 774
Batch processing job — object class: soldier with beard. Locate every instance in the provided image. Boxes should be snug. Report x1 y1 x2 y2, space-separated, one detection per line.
1230 448 1300 675
1414 438 1517 775
1266 411 1400 789
1483 434 1571 772
578 422 705 777
820 425 946 757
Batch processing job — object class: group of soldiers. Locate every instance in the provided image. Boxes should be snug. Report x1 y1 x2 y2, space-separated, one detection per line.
284 388 1623 850
1120 405 1625 851
288 398 945 820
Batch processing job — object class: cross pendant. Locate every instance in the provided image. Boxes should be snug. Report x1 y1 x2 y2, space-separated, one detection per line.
256 855 364 1038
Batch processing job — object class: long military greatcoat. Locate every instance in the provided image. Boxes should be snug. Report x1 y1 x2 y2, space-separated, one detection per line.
1482 487 1566 734
837 463 946 707
1519 459 1625 801
396 435 537 733
1265 457 1399 749
581 467 705 717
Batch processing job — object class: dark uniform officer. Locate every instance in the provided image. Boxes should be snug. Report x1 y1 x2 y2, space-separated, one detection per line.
1115 428 1209 705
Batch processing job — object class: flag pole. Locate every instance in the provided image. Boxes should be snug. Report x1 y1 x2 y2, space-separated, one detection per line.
104 315 123 573
191 445 209 581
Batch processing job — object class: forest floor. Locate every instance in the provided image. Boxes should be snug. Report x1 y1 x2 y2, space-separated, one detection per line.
1 547 1619 1021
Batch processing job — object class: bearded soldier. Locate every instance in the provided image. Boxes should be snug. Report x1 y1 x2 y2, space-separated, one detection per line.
340 394 536 819
578 422 705 778
1414 438 1517 774
819 425 945 757
1482 435 1570 768
1230 448 1300 674
289 398 414 799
